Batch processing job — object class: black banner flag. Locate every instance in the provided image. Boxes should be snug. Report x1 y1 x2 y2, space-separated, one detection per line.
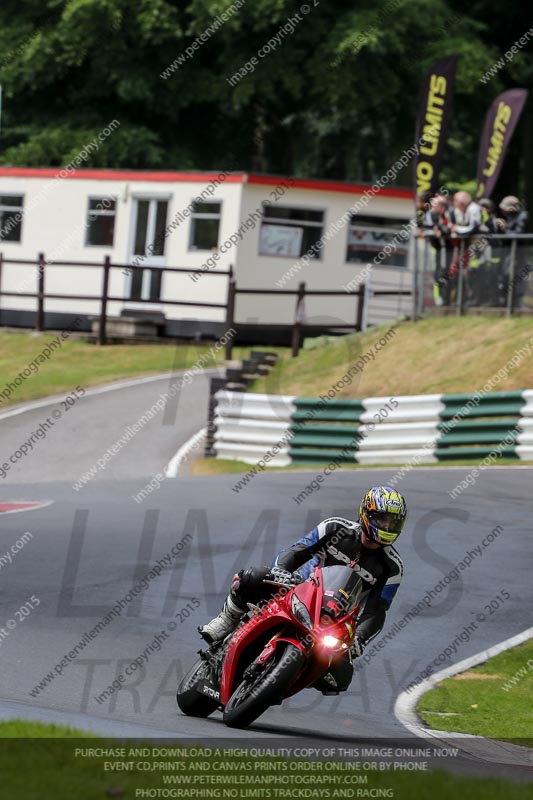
414 55 459 198
475 88 528 199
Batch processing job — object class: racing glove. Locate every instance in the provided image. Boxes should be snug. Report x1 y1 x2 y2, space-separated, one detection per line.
268 567 301 586
350 636 366 660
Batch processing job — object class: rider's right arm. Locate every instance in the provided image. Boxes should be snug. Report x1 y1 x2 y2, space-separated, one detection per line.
272 518 352 576
272 527 323 574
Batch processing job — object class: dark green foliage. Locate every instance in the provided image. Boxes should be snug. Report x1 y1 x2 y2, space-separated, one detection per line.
0 0 530 204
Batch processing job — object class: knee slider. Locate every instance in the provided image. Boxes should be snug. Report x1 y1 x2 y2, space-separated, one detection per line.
230 572 242 593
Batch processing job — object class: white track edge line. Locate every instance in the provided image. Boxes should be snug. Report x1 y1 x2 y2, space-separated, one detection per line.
394 626 533 763
166 428 207 478
0 367 220 422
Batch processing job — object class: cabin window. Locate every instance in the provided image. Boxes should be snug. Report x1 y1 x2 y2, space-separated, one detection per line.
0 195 24 242
259 206 324 259
86 197 117 246
189 202 221 250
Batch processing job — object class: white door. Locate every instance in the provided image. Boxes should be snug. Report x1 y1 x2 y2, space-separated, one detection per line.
128 198 169 303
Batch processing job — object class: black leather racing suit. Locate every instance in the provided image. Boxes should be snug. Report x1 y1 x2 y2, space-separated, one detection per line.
230 517 404 693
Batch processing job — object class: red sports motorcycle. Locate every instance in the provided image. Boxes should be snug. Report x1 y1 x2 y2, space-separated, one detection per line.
177 564 362 729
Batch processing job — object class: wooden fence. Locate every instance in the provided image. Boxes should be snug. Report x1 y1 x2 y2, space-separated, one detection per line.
0 254 411 358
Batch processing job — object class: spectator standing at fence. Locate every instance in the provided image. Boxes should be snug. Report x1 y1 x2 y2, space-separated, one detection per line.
469 199 504 306
479 198 505 234
449 192 482 297
415 191 432 233
498 196 530 308
426 194 454 305
498 195 528 233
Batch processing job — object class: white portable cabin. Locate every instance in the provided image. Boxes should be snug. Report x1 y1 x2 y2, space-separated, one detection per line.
0 167 414 337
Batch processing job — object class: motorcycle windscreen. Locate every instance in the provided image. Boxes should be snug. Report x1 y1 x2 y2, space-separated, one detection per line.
321 565 362 619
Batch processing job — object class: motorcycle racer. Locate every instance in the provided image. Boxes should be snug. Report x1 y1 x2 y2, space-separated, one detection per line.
199 486 407 695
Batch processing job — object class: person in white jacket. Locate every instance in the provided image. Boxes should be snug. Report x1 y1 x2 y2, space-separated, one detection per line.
451 191 482 236
448 191 482 286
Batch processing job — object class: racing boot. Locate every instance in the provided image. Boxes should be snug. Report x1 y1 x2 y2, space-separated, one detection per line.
199 594 245 644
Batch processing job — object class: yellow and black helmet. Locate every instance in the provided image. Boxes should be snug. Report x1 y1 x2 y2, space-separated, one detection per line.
359 486 407 545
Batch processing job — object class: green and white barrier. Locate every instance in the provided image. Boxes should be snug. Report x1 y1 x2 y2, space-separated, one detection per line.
213 389 533 465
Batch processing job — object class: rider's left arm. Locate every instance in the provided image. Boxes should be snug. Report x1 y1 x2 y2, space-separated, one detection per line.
355 582 388 646
356 563 402 646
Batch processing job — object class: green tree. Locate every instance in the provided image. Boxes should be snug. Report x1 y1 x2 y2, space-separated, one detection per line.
0 0 529 211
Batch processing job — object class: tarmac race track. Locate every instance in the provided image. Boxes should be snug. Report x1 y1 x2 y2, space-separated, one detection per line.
0 370 531 777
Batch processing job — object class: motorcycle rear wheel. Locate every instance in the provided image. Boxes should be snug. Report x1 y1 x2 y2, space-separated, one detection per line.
176 657 219 718
223 643 305 729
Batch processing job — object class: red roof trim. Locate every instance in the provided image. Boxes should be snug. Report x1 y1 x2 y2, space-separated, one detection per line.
0 167 245 183
247 174 412 199
0 167 412 198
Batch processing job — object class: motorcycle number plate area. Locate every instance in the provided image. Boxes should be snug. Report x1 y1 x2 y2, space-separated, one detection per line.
196 681 220 701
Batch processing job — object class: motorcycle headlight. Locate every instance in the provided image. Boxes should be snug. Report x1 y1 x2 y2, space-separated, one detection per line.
291 594 313 630
322 635 348 650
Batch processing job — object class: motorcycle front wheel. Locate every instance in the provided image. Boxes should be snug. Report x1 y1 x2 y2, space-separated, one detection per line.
223 643 305 729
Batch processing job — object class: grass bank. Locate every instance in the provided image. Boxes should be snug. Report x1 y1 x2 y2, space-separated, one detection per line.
0 720 531 799
0 331 277 408
189 457 533 477
0 719 92 737
191 316 533 475
417 638 533 746
251 316 533 398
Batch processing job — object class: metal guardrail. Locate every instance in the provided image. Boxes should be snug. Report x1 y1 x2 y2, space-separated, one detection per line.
415 233 533 317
